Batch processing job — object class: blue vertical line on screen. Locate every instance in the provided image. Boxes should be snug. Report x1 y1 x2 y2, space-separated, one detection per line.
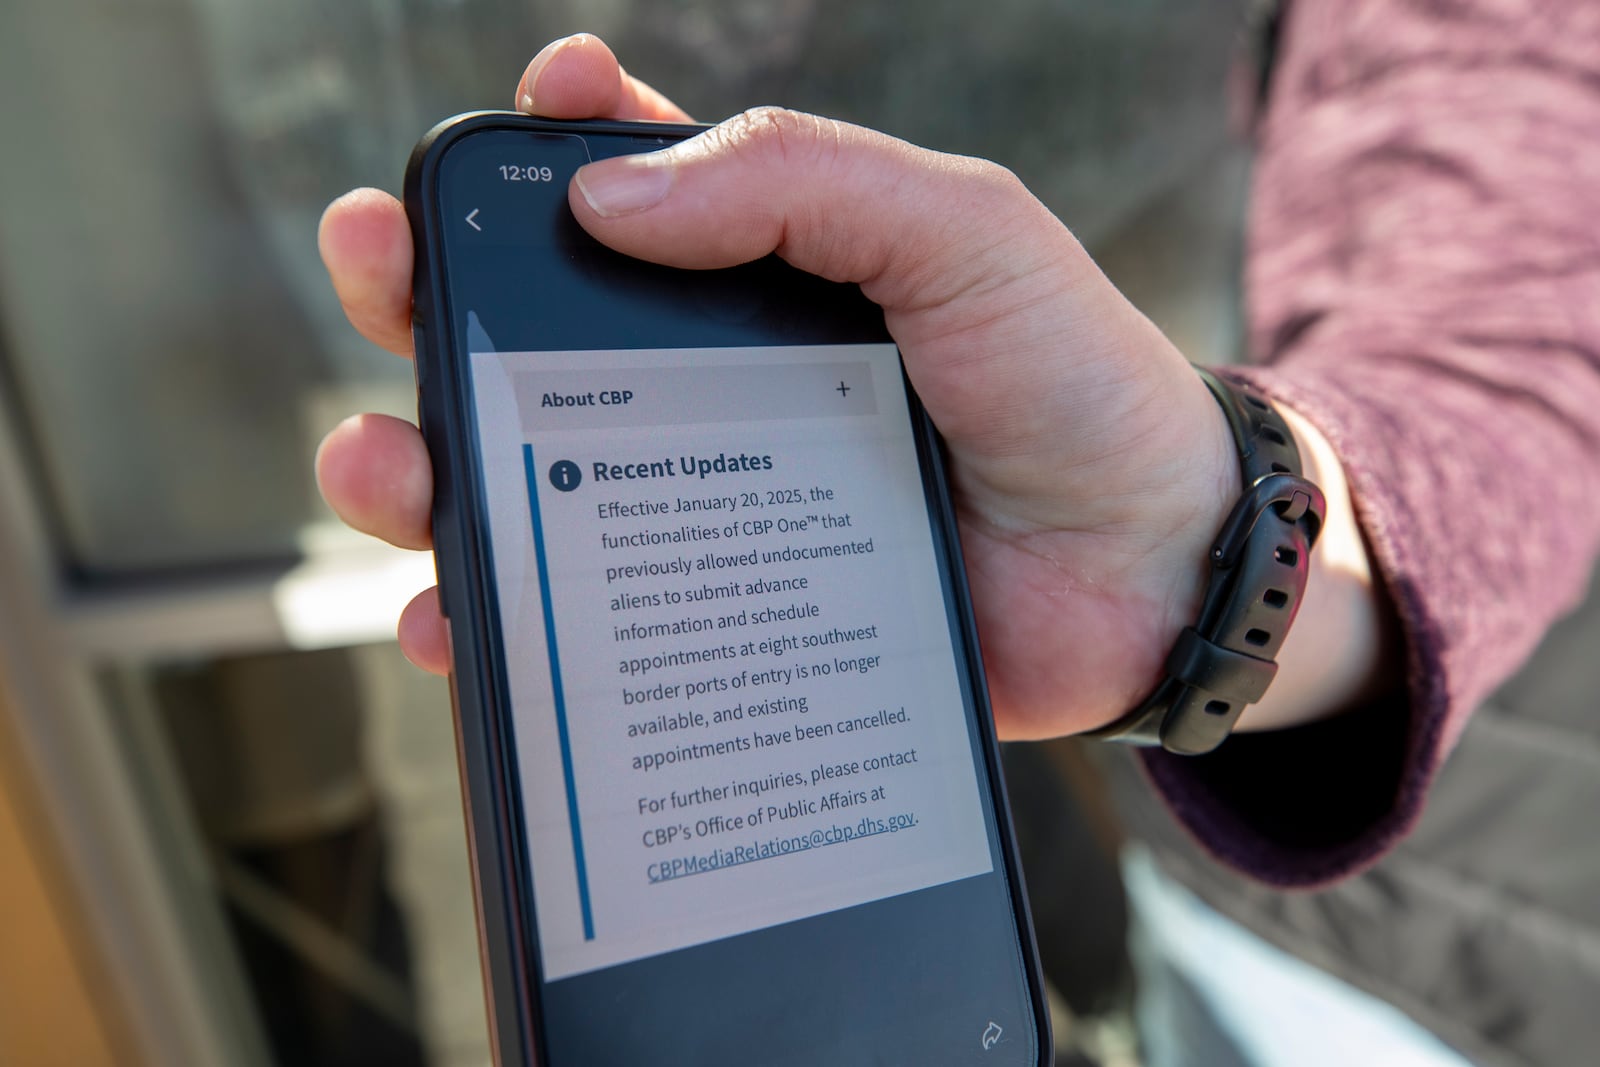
522 443 596 940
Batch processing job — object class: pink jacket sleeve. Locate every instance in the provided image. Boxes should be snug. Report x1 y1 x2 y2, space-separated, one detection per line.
1139 0 1600 886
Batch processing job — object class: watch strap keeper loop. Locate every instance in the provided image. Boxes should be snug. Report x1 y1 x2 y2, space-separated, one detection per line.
1165 627 1278 706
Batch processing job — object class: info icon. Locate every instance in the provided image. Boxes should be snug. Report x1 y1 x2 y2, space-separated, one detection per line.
548 460 582 492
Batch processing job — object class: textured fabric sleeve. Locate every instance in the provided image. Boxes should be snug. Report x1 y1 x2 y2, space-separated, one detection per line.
1138 0 1600 887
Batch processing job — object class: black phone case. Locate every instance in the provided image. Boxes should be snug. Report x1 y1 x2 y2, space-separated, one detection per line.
404 110 1051 1066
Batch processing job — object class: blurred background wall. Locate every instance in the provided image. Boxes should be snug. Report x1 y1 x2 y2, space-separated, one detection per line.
0 2 1251 1064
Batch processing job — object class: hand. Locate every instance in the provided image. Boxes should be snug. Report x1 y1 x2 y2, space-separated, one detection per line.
318 34 1380 740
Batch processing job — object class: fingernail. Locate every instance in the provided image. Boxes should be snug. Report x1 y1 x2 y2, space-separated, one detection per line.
517 37 569 113
575 155 675 217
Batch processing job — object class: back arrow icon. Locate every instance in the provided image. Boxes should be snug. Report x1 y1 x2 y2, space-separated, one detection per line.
465 208 481 231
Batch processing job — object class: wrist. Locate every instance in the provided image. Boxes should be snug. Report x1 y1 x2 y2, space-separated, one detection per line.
1146 367 1245 681
1073 363 1240 733
1087 368 1329 752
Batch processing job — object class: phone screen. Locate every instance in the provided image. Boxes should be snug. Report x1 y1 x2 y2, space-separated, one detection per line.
415 117 1045 1065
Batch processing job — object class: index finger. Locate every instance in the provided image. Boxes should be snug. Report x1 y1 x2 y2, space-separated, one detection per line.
515 34 693 123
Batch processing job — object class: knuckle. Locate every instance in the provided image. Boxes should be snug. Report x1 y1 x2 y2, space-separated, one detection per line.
944 155 1055 243
980 159 1028 197
718 106 839 170
955 155 1030 206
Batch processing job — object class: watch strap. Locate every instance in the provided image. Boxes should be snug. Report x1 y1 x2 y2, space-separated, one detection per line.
1085 368 1326 755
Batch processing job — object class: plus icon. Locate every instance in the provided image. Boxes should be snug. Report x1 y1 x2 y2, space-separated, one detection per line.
835 380 851 398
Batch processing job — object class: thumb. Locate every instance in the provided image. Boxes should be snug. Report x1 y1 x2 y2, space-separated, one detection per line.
570 108 1076 303
566 108 1193 500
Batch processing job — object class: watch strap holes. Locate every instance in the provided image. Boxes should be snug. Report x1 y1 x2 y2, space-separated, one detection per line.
1088 368 1325 753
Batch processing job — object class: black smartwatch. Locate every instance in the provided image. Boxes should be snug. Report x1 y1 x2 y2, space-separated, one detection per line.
1086 368 1326 755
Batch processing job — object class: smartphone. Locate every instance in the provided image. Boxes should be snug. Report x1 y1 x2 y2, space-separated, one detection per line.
406 111 1049 1066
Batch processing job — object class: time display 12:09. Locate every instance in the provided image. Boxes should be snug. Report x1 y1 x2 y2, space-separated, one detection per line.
499 164 555 182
